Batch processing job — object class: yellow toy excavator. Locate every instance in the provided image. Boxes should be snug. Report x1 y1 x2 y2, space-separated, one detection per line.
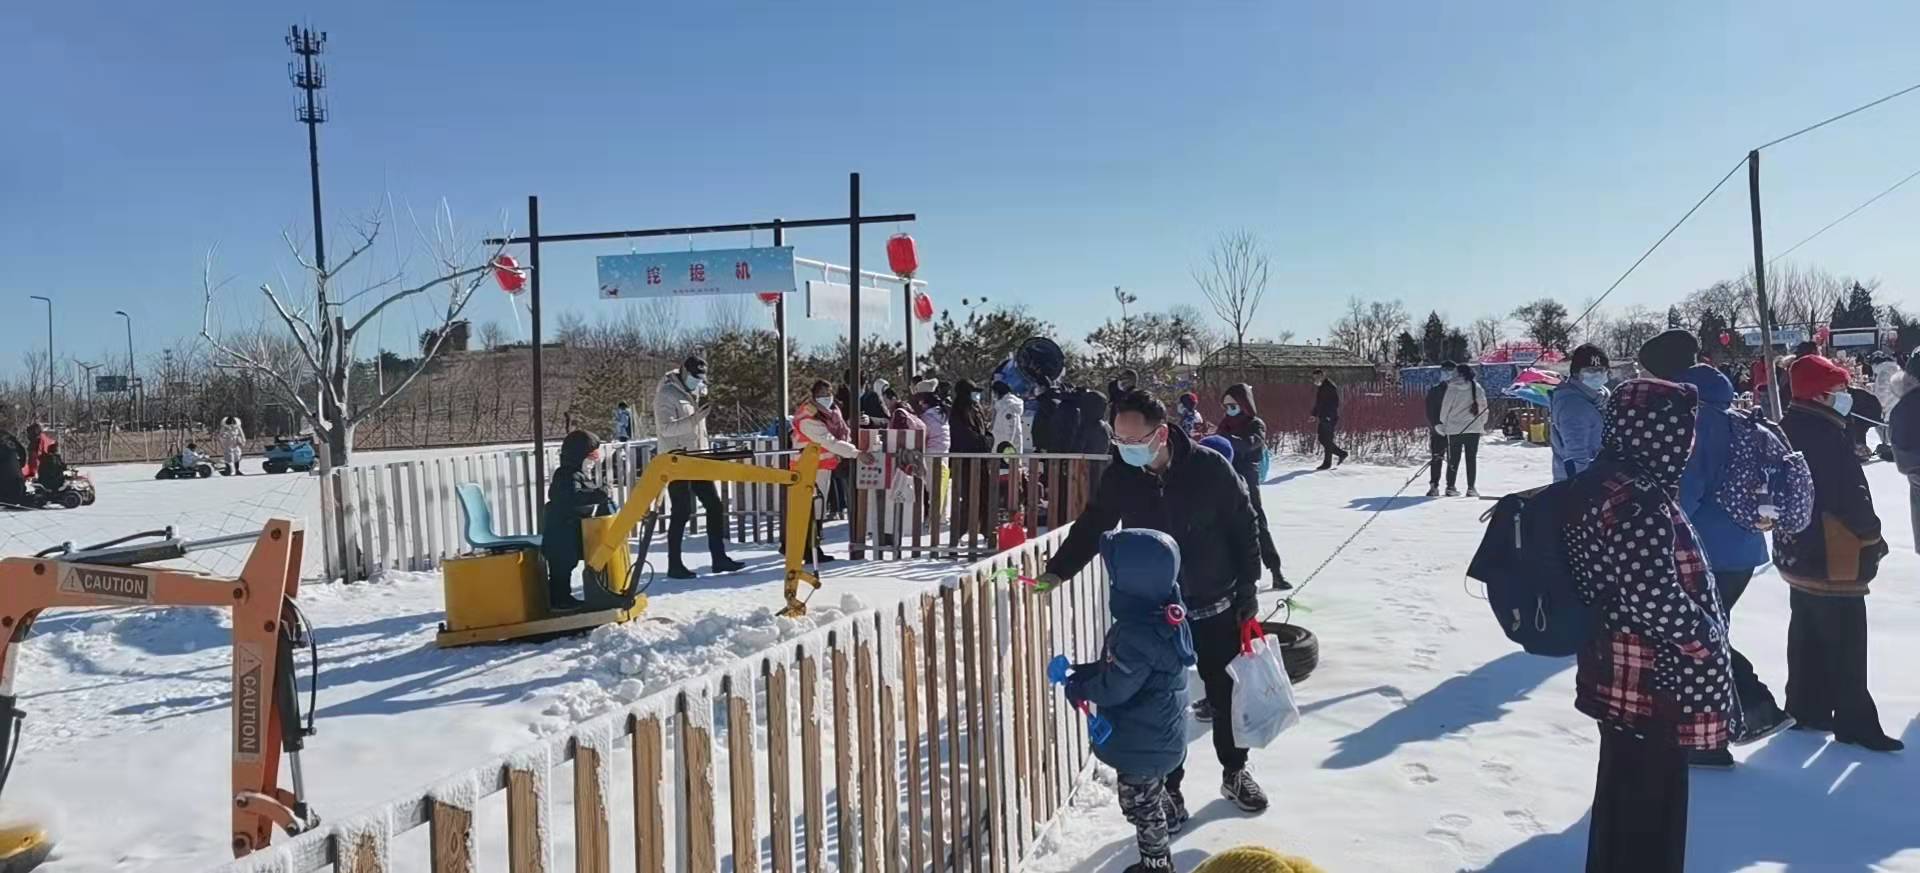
0 519 320 871
437 444 825 647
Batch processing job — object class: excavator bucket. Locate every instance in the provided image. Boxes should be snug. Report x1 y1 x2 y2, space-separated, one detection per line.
0 824 51 873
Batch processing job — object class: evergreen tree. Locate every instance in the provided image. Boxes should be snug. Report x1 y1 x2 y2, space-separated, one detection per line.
1443 329 1471 363
1667 305 1683 328
1420 311 1448 363
1394 331 1423 367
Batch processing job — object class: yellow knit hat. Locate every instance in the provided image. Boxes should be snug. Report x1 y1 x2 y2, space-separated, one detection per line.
1192 845 1327 873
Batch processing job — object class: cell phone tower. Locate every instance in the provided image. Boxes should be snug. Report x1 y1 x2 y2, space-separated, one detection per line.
287 24 330 271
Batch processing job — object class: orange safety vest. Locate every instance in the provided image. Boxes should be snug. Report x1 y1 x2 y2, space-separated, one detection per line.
791 402 848 471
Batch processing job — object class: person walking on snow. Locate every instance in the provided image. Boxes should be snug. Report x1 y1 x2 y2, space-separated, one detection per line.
1437 363 1488 496
1423 360 1454 496
218 416 247 475
612 400 634 442
1772 354 1901 752
1061 529 1197 873
1563 378 1733 873
1308 369 1347 469
1033 389 1270 816
1551 345 1611 482
654 355 746 579
1214 383 1291 590
1676 363 1793 767
791 380 863 563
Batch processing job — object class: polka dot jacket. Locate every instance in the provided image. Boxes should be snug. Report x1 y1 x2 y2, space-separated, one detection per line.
1562 378 1736 751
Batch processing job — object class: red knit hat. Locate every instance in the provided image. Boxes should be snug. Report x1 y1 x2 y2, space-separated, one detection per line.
1789 354 1850 402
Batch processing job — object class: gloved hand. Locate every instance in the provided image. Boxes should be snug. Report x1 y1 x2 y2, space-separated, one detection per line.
1032 572 1064 593
1235 596 1259 623
1046 654 1071 685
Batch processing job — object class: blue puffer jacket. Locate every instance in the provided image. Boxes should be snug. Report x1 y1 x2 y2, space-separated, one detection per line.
1064 529 1195 779
1550 377 1608 481
1678 365 1770 571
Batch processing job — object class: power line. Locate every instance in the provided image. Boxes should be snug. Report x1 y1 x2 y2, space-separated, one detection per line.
1768 164 1920 265
1570 156 1748 329
1757 80 1920 151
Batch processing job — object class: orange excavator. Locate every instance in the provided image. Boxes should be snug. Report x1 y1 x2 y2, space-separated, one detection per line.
0 518 319 871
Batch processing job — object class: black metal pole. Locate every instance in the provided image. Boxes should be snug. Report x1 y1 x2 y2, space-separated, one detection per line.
849 172 862 411
1748 150 1782 421
904 278 914 381
529 195 546 480
774 219 791 450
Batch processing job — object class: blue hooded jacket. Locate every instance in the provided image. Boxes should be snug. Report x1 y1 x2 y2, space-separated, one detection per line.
1063 529 1195 779
1678 364 1770 571
1550 376 1608 481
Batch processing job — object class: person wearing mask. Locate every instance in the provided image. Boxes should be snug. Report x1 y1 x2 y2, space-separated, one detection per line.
948 379 993 546
1772 355 1901 752
1423 360 1454 497
1215 384 1290 590
991 381 1026 454
791 380 862 563
913 379 952 523
1176 393 1207 438
654 355 745 579
1552 345 1611 482
1437 364 1489 497
1308 369 1347 469
881 389 929 544
218 416 248 475
860 378 892 427
612 400 634 442
541 429 614 611
1676 363 1793 767
1564 379 1733 873
1033 389 1270 817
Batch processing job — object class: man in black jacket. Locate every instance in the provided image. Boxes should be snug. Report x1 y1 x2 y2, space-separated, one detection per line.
1034 390 1270 816
1309 369 1348 469
1423 361 1452 496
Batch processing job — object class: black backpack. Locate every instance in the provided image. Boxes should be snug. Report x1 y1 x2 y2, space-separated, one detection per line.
1466 476 1597 657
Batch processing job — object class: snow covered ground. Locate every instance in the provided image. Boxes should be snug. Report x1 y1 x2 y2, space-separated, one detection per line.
1028 440 1920 873
5 439 1918 871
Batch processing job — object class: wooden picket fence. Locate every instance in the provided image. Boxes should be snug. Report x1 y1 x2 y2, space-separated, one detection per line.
319 436 786 581
224 525 1110 873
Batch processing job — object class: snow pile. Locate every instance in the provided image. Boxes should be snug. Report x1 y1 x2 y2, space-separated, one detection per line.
529 592 869 731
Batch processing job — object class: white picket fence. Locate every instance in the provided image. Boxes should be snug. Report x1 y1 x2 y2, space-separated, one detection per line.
319 436 785 582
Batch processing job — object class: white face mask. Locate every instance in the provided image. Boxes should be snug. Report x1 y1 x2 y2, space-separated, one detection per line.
1580 370 1608 391
1830 391 1854 418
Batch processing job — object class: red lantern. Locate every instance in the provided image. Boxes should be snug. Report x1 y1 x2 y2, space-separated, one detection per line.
886 234 919 278
1718 331 1731 347
913 290 934 323
757 291 782 306
492 254 526 294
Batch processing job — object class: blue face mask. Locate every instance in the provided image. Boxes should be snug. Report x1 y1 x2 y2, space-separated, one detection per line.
1223 402 1242 417
1580 371 1608 391
1831 391 1854 418
1116 429 1163 467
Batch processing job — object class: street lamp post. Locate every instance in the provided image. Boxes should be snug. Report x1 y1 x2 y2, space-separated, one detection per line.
29 296 52 425
114 310 134 427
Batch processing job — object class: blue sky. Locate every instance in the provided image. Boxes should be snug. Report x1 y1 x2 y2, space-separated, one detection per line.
7 1 1920 374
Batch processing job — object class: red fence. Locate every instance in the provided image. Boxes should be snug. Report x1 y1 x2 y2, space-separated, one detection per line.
1196 381 1512 463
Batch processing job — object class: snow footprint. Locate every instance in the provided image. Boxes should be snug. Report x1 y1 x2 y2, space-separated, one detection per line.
1479 758 1517 787
1409 645 1439 670
1503 809 1547 835
1425 813 1474 853
1401 762 1439 785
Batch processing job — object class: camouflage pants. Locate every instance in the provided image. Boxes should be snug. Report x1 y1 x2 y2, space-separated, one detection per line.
1117 773 1172 870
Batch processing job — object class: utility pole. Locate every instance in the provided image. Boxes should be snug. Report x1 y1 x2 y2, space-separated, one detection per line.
849 172 862 416
114 310 134 427
287 25 330 273
29 296 52 424
1748 149 1783 420
774 219 791 450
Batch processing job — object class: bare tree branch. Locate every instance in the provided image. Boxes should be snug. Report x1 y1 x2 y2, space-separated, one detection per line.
1191 230 1271 354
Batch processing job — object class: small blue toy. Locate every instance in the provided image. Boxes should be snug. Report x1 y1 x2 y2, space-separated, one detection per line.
1046 654 1113 744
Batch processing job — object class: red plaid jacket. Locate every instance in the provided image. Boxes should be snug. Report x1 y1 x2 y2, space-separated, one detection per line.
1564 471 1734 750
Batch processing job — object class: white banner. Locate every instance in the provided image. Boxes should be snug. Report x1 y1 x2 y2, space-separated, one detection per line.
806 280 894 327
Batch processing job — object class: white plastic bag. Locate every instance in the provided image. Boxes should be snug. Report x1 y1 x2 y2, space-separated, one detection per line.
1227 623 1300 749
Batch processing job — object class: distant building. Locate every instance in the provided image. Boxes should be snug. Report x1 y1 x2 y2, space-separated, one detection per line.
1197 343 1376 388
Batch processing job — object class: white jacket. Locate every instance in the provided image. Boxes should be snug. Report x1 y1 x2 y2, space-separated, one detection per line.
1437 378 1489 435
653 370 710 453
217 420 246 454
991 394 1026 453
1873 361 1901 414
919 407 951 454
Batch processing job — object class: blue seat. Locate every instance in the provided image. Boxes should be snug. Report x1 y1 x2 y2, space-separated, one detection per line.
457 483 542 552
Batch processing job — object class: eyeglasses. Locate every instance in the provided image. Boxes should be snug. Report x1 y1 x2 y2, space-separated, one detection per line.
1111 426 1165 447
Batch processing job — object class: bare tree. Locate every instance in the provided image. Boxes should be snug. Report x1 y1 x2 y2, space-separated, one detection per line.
1470 316 1504 355
1602 305 1664 360
1192 231 1271 360
1327 297 1410 364
701 295 752 340
1680 280 1753 330
476 320 508 350
201 206 504 467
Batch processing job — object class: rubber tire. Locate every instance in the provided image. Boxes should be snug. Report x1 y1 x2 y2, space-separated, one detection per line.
197 465 213 479
56 492 82 510
264 460 286 474
1260 621 1319 683
81 491 95 506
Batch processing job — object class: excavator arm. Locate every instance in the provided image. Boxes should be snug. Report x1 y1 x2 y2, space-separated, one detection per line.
0 519 316 867
586 444 824 615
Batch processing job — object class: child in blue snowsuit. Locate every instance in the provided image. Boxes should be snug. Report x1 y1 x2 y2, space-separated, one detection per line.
1063 529 1196 873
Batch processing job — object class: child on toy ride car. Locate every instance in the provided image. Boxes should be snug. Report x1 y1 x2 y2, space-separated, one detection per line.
1061 529 1196 873
541 430 614 611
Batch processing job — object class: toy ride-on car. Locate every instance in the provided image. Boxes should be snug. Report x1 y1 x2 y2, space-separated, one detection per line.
29 471 96 509
156 453 215 480
263 436 318 474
